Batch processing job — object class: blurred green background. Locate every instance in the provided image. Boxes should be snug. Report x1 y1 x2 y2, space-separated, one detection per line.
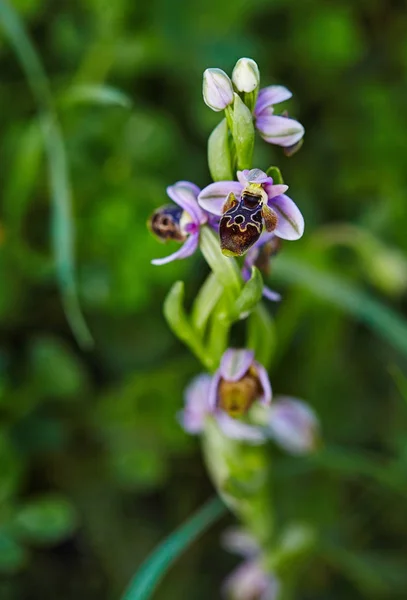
1 0 407 598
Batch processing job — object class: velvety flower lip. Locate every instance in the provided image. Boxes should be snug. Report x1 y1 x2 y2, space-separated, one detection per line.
254 85 305 148
151 181 207 265
208 348 272 416
178 373 266 444
198 169 304 241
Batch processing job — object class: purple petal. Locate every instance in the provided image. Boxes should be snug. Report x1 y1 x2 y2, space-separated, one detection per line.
243 168 271 185
256 114 304 148
220 348 254 382
208 371 221 410
270 194 304 241
151 232 199 265
198 181 243 215
178 374 212 434
237 170 250 186
216 412 266 444
167 181 205 224
263 286 282 302
264 183 289 200
267 397 319 455
221 528 260 557
222 560 280 600
255 361 272 405
255 85 293 116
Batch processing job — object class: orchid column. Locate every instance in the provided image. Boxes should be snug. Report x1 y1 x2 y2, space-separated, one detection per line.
148 57 319 599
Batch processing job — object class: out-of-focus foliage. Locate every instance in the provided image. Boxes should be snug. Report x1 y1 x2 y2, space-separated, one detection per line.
0 0 407 598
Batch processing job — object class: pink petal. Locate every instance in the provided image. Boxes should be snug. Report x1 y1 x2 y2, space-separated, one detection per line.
220 348 254 382
216 413 266 444
151 232 199 265
208 371 221 410
271 194 305 241
255 85 293 116
167 181 205 224
255 361 272 405
264 183 289 200
179 374 212 434
268 397 319 455
262 286 281 302
198 181 243 215
256 114 304 148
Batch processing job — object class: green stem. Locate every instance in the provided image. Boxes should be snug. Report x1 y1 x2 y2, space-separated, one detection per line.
199 226 242 302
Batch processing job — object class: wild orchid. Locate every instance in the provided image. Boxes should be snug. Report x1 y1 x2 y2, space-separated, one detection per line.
146 57 320 599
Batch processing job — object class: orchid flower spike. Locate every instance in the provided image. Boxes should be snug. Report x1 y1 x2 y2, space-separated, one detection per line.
198 168 304 256
149 181 207 265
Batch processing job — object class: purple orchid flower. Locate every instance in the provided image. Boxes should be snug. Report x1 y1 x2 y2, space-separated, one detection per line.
243 232 282 302
254 86 304 149
198 168 304 256
267 396 320 455
179 373 266 445
222 527 280 600
150 181 207 265
209 349 272 418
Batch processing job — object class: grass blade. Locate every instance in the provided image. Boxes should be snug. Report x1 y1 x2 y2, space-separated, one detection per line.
273 255 407 360
0 0 93 347
121 497 226 600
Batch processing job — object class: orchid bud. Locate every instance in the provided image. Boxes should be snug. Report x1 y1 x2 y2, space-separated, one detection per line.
203 68 234 112
232 58 260 93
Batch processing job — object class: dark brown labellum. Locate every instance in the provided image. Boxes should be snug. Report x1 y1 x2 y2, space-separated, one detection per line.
218 368 263 417
219 193 263 256
149 204 186 242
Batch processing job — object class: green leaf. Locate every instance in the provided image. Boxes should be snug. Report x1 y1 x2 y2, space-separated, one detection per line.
266 166 284 185
12 494 77 546
0 0 92 348
232 267 263 320
273 255 407 360
231 93 255 170
120 497 226 600
62 83 133 109
208 118 234 182
164 281 214 370
191 272 224 335
247 303 276 369
199 226 242 300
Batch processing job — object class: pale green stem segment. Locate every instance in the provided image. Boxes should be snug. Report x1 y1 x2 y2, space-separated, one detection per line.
208 118 234 182
199 226 242 301
191 272 224 336
202 418 274 549
207 295 231 367
247 303 276 370
164 281 215 371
